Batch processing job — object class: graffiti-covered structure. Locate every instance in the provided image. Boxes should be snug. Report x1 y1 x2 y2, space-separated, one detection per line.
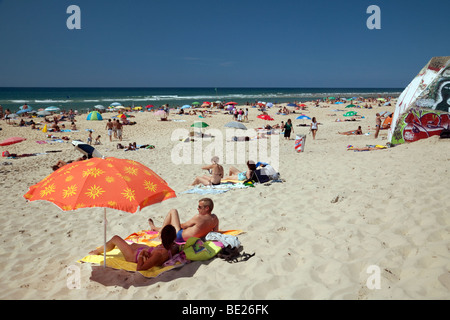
388 56 450 145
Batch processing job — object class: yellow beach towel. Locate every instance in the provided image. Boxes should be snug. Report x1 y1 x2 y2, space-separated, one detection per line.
123 229 243 243
220 178 242 184
78 243 180 278
79 229 243 278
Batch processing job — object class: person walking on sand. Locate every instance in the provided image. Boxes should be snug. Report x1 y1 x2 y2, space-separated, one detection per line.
284 118 294 140
374 113 381 139
105 119 114 142
112 119 119 139
116 119 123 141
148 198 219 243
310 117 318 140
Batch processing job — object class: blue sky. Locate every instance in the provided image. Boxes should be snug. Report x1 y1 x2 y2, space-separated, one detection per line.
0 0 449 87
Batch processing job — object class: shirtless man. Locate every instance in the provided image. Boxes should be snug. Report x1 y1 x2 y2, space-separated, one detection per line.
374 113 382 139
105 119 114 142
148 198 219 243
112 119 119 139
116 120 123 141
190 156 224 186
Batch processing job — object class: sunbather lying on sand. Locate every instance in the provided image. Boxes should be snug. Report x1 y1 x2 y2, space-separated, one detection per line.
347 144 387 151
89 225 179 271
339 126 363 135
51 155 87 171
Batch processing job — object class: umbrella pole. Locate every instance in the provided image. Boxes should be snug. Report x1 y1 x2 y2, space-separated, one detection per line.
103 208 107 268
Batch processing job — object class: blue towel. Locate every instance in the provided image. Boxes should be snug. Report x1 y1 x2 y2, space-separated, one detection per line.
180 187 229 195
180 183 249 195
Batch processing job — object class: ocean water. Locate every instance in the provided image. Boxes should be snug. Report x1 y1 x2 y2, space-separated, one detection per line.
0 87 402 113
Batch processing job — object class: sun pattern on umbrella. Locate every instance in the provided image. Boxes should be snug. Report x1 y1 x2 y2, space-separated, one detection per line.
85 185 105 199
62 185 77 198
144 180 157 192
121 188 136 201
83 168 105 178
40 184 56 197
24 157 176 213
124 166 138 176
105 176 115 183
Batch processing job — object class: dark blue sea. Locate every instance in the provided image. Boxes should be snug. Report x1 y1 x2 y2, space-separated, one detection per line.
0 87 402 113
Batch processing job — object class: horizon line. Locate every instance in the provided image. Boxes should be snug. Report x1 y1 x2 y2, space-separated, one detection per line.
0 86 404 89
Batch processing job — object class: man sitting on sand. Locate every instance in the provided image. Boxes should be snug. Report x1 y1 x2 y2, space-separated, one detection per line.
148 198 219 243
190 156 224 186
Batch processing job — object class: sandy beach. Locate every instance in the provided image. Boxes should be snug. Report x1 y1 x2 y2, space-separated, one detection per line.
0 100 449 300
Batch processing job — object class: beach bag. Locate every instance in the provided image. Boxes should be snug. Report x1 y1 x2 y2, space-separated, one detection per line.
205 232 241 249
245 170 270 183
295 135 306 152
183 237 222 261
260 164 280 180
255 170 270 183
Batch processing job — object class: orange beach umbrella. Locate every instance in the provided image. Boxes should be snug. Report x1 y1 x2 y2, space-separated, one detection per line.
23 157 176 267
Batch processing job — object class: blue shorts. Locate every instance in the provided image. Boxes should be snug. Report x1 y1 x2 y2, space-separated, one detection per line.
176 229 185 242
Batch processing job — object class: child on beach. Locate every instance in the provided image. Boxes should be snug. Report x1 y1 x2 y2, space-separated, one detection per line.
87 130 93 145
94 135 101 145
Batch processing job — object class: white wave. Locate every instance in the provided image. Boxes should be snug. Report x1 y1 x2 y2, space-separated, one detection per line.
155 95 180 98
10 100 30 103
101 97 153 102
92 91 402 104
34 99 72 103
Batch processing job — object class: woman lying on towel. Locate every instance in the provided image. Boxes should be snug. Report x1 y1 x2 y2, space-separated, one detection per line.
338 126 363 135
89 225 179 271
